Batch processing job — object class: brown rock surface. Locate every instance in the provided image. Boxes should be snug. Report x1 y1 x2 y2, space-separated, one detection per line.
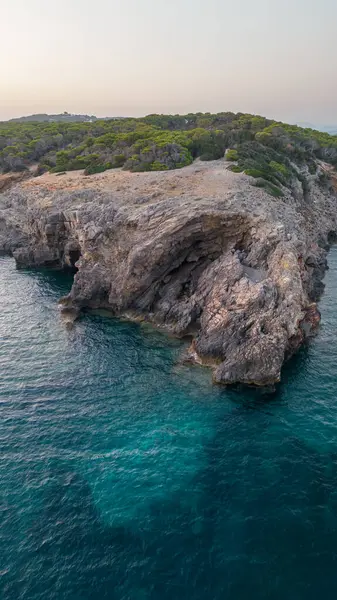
1 159 336 385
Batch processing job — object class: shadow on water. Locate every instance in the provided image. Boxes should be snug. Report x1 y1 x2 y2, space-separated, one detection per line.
18 266 75 297
221 344 312 414
279 345 311 387
181 427 337 599
3 425 337 600
1 463 146 600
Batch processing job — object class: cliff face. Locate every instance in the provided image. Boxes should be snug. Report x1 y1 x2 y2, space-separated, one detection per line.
1 160 336 385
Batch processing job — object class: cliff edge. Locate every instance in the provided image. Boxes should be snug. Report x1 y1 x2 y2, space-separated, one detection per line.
1 159 336 385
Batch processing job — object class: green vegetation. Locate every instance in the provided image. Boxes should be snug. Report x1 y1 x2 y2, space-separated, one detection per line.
228 164 243 173
254 179 284 197
1 112 336 196
226 149 239 161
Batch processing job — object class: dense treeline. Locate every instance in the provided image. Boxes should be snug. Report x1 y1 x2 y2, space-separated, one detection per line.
1 112 337 196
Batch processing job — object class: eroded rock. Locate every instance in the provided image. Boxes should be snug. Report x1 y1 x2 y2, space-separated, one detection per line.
1 160 336 385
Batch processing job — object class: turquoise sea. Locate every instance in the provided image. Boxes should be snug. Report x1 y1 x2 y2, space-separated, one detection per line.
1 251 337 599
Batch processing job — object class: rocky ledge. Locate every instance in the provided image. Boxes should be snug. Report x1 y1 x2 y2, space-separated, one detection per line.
1 160 336 385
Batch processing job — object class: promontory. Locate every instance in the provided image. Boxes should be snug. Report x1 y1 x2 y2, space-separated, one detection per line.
1 112 337 385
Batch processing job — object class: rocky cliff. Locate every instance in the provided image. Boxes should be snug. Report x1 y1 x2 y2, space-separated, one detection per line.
1 160 336 385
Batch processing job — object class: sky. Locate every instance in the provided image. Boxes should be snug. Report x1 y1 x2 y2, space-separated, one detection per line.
1 0 337 124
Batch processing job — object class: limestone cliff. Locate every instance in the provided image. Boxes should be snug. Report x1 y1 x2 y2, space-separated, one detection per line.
1 160 336 385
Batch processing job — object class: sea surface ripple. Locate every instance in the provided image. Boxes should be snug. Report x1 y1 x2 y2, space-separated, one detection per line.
2 252 337 599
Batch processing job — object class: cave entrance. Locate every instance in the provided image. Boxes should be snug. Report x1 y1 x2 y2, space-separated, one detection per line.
67 248 81 272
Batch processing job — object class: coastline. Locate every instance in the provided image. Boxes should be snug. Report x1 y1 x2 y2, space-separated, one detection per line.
1 159 336 385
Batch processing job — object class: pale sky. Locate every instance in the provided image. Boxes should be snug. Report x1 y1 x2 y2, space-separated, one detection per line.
1 0 336 123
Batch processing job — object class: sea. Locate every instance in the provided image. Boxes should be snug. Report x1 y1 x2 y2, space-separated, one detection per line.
1 250 337 599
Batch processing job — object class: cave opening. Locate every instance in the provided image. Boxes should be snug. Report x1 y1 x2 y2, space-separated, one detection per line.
67 248 81 273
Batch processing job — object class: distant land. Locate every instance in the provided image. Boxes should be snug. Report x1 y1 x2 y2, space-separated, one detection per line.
318 126 337 135
6 112 124 124
4 113 337 134
297 122 337 135
7 112 98 123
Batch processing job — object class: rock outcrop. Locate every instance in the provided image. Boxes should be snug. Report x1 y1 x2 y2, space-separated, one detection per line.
1 160 336 385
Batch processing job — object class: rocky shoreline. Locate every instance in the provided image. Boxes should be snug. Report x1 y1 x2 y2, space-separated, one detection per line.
1 159 336 385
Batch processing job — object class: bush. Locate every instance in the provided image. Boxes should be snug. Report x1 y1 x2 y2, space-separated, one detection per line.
113 154 126 167
123 156 139 171
229 164 243 173
226 149 239 161
269 161 289 176
267 183 284 197
125 159 153 172
84 163 107 175
318 171 332 189
150 161 168 171
245 168 264 178
254 178 284 197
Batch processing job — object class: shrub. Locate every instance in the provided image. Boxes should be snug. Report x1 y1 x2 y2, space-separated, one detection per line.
245 168 264 178
226 149 239 161
113 154 126 167
123 156 141 171
254 178 284 197
269 161 289 177
308 161 317 175
268 184 284 197
150 161 168 171
84 163 106 175
229 164 243 173
318 171 332 189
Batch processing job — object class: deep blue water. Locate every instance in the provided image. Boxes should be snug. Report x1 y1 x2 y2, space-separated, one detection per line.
2 252 337 599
